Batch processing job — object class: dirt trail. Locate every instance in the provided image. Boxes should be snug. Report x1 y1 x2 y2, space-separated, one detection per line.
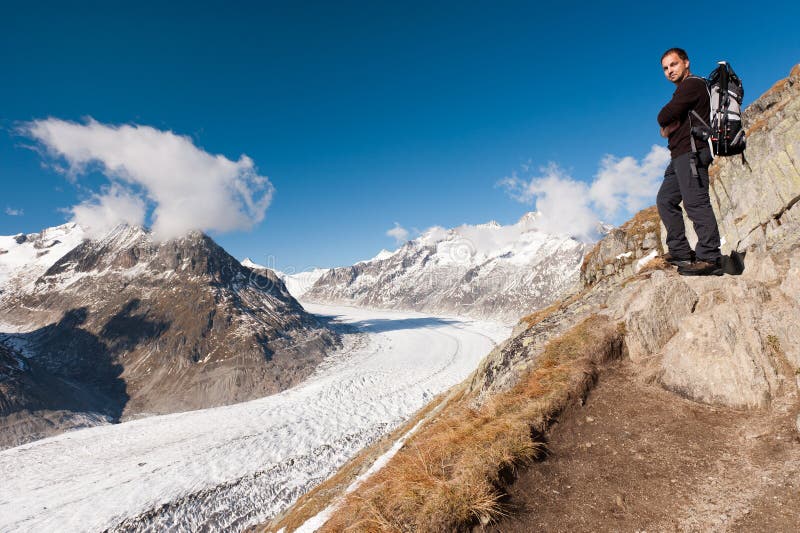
488 360 800 532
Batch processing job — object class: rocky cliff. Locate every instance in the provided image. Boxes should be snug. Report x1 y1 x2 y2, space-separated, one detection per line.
712 64 800 254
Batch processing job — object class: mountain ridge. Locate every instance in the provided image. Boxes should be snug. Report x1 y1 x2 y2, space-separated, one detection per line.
0 223 339 449
304 213 588 323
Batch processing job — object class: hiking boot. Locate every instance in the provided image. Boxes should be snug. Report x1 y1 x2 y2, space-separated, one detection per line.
678 258 723 276
661 250 695 267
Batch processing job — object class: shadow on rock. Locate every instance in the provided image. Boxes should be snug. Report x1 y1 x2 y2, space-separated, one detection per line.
100 299 170 353
5 303 170 422
722 250 747 275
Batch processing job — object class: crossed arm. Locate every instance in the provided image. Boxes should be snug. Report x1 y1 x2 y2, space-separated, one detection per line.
660 121 680 138
658 77 703 139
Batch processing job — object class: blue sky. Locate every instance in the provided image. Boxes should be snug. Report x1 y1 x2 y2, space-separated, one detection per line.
2 1 798 271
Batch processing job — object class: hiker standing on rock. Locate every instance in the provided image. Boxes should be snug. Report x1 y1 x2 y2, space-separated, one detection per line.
657 47 723 276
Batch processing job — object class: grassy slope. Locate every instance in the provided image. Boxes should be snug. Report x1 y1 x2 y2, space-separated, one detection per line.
312 315 624 532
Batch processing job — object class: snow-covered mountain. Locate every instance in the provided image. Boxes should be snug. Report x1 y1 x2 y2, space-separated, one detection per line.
0 224 338 449
0 223 85 295
305 213 587 323
357 249 396 264
243 258 328 299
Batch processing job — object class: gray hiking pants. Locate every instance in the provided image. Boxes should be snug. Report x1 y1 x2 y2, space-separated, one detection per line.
656 148 721 262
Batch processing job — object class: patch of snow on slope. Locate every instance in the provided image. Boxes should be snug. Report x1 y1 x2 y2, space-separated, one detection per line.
636 249 658 272
0 223 85 295
274 268 329 298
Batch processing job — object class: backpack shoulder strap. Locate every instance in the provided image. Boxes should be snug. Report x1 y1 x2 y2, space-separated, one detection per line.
691 110 710 128
687 74 709 86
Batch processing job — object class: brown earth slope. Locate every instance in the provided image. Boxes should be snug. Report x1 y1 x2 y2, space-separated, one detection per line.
490 360 800 532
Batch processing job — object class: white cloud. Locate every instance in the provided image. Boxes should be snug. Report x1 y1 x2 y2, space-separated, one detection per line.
589 145 670 217
70 184 147 238
23 117 274 241
4 207 24 216
497 145 670 242
386 222 410 244
497 164 597 242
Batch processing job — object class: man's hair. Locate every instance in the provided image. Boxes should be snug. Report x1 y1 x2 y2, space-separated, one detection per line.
661 47 689 62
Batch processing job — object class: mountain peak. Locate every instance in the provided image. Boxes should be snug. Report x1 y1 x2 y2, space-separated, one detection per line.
516 211 539 226
1 223 338 446
476 220 501 229
1 223 86 293
357 249 396 264
241 257 265 269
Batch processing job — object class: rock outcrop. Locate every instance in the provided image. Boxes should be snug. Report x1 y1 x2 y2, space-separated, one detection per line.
614 258 800 409
580 206 663 286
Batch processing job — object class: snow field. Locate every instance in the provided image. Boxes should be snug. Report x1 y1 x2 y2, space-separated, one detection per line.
0 302 509 532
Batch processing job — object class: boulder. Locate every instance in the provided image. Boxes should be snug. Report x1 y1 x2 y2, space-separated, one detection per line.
658 276 779 408
608 249 800 409
622 270 698 363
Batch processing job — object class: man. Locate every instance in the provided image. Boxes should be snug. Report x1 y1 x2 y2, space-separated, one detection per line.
657 47 723 276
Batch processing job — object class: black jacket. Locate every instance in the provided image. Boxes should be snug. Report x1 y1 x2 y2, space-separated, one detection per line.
657 75 710 158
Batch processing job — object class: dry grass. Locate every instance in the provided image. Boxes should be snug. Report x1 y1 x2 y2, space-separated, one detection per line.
261 395 449 532
635 256 670 276
618 256 673 290
520 289 581 329
620 205 661 237
520 300 563 329
746 97 791 136
766 334 783 357
318 315 624 532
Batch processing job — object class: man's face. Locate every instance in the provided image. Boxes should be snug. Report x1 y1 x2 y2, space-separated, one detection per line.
662 53 690 84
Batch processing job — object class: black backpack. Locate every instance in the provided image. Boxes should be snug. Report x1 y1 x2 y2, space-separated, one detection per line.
691 61 746 157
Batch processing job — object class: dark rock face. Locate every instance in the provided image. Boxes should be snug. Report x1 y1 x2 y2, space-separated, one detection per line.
0 225 339 448
0 341 117 449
